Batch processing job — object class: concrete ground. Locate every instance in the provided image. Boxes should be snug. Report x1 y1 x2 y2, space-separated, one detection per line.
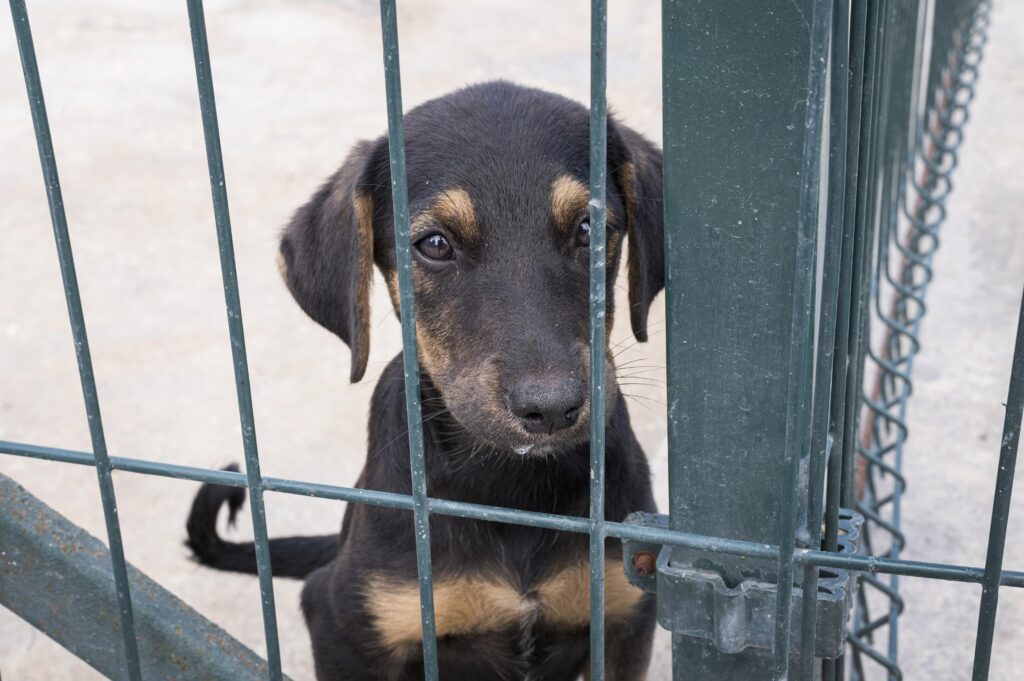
0 1 1020 679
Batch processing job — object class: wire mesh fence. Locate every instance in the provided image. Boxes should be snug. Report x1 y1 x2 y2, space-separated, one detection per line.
850 0 994 678
1 0 1020 679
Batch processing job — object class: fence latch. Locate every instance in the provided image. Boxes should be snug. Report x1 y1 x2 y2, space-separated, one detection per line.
622 509 863 659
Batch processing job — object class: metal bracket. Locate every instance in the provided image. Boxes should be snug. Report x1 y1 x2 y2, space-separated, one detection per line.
622 509 863 659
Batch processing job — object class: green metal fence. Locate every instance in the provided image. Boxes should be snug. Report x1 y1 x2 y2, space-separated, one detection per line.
1 0 1019 679
846 1 999 679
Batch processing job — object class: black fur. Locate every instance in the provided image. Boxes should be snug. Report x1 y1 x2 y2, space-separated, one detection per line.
185 464 338 578
185 81 665 680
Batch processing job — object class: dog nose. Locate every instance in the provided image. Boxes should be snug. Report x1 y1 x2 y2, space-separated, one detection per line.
509 376 585 434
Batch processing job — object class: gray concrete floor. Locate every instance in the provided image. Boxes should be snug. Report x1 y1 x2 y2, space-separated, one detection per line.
0 1 1021 679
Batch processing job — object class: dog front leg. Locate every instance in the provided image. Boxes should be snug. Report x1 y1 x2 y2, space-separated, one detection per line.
584 594 657 681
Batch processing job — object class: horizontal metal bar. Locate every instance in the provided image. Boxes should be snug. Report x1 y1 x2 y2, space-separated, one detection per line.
4 439 1023 589
798 549 1022 588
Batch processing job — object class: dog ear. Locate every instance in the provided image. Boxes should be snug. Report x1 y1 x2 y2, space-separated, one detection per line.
278 139 387 382
610 121 665 343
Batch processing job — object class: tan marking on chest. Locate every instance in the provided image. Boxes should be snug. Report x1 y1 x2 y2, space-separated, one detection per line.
366 574 524 649
535 559 644 627
365 560 644 650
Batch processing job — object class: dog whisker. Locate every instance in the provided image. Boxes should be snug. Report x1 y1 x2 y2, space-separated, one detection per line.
620 392 666 406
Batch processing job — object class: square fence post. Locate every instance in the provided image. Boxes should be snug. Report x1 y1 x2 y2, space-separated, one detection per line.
661 0 830 677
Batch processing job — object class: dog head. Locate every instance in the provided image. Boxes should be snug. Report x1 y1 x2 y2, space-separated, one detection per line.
279 82 663 456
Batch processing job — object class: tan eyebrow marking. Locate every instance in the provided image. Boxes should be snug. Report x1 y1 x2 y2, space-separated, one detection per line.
411 187 478 242
550 174 619 233
551 175 590 231
434 187 476 236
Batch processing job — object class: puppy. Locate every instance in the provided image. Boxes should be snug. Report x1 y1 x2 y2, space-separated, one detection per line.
187 80 664 680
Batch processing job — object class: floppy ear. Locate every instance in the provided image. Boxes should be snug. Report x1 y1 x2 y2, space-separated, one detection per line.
610 121 665 343
278 139 386 382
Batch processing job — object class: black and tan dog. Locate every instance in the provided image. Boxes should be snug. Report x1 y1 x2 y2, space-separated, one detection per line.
186 81 664 681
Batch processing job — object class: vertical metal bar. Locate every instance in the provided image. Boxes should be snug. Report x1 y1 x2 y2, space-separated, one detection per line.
822 6 861 679
773 0 833 676
825 0 868 558
841 3 886 671
588 1 608 678
801 1 854 675
183 2 282 678
662 0 819 677
970 287 1024 680
824 6 868 680
841 0 885 510
376 2 440 679
7 3 142 678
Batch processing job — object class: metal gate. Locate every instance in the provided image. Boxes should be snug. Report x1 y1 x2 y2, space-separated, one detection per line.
1 0 1019 679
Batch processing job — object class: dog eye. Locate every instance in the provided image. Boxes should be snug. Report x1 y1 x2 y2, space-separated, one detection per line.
575 219 591 248
415 233 454 261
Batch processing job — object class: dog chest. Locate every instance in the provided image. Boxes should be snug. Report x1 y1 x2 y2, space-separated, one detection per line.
364 559 644 650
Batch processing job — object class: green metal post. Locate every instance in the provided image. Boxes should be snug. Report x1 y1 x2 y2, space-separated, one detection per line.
799 0 853 676
8 2 141 677
588 1 610 679
376 2 440 679
184 2 283 677
662 0 827 677
971 288 1024 678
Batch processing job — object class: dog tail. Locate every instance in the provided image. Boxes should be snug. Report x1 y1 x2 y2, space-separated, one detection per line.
185 464 338 579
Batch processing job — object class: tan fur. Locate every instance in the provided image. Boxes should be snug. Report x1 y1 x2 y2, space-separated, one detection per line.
619 160 650 340
401 187 476 379
536 559 644 627
550 175 619 232
353 191 375 364
409 212 436 240
452 355 525 435
409 187 478 243
365 574 525 649
550 175 590 231
384 269 400 314
609 162 632 284
365 560 644 651
416 325 452 376
432 187 477 241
